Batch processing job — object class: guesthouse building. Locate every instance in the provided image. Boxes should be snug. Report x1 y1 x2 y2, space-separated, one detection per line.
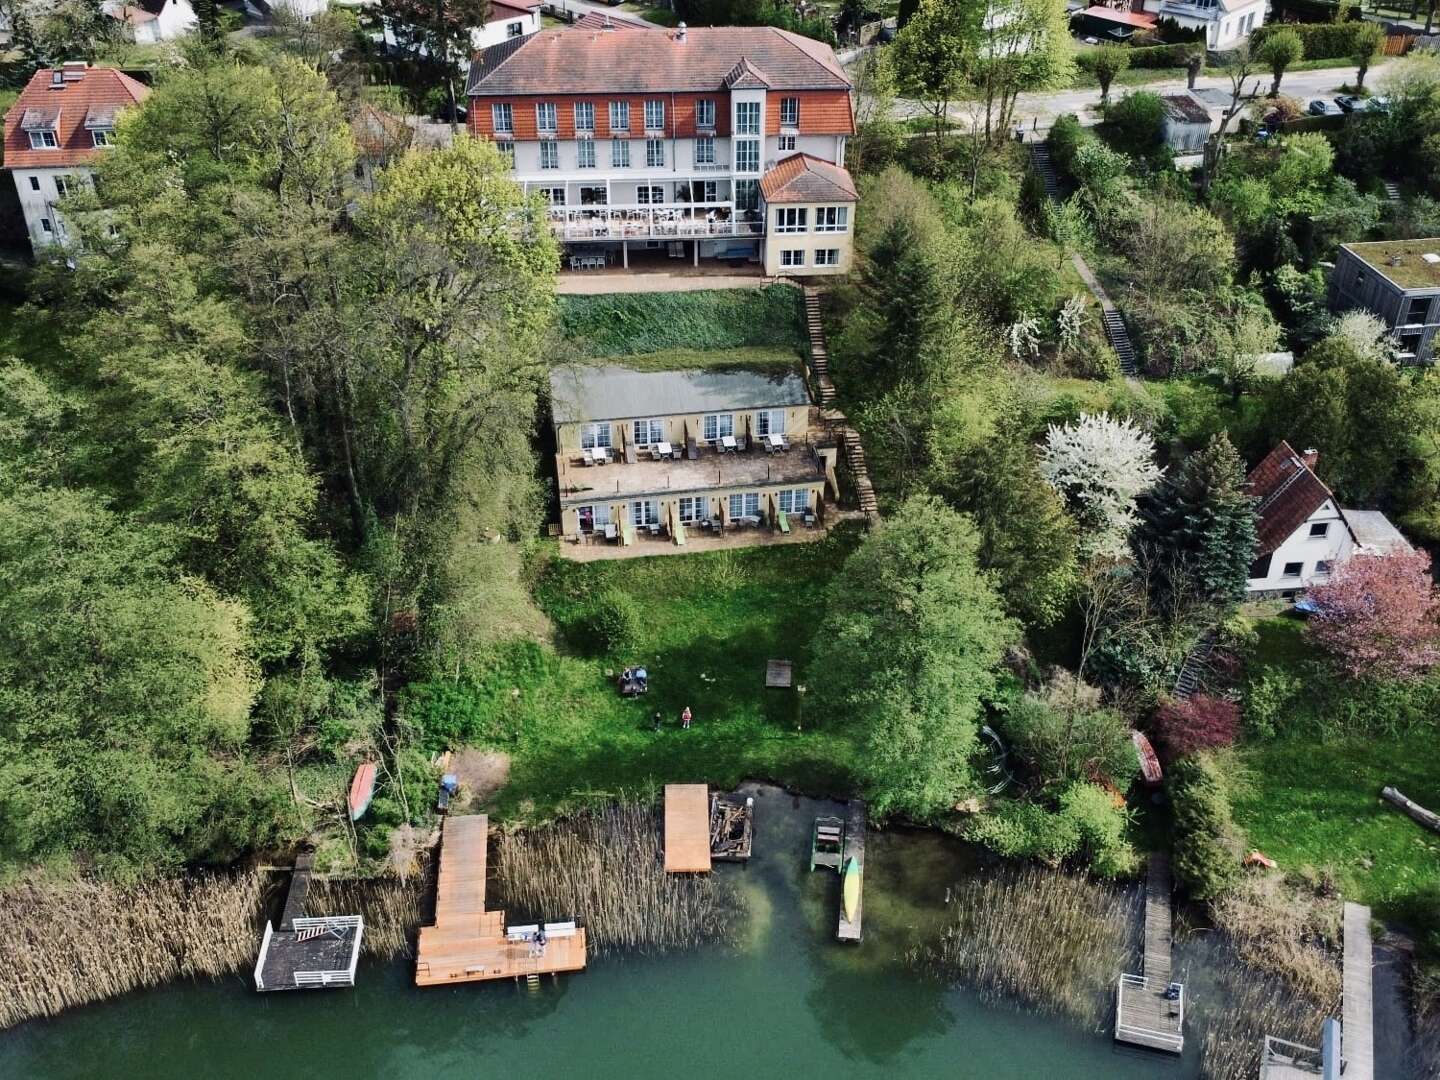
549 364 837 551
1330 240 1440 365
466 23 857 276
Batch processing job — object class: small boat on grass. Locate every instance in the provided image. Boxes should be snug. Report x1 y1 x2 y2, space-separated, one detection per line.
841 856 861 923
348 762 377 821
1132 731 1163 786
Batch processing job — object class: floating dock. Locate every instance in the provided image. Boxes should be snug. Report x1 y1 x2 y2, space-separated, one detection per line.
1342 901 1374 1080
1114 853 1184 1053
414 814 587 986
254 853 364 992
664 784 713 873
836 800 865 942
709 793 754 861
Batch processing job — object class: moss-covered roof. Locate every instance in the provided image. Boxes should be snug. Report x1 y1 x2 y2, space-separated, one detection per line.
1346 240 1440 290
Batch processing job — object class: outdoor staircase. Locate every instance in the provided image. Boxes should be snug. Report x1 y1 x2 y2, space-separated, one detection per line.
1029 144 1060 202
1101 307 1139 378
839 426 879 515
1384 180 1402 203
1172 629 1217 701
802 287 838 407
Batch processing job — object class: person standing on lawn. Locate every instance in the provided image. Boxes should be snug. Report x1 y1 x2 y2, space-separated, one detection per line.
681 706 692 730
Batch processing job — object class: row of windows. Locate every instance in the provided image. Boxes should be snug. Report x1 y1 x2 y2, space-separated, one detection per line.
27 128 112 150
535 182 724 206
579 410 790 450
1278 559 1332 578
520 136 762 173
781 249 843 268
578 488 812 531
491 97 798 136
774 207 848 234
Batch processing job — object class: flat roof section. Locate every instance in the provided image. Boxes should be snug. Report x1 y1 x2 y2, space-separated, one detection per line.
1345 240 1440 289
551 365 811 425
664 784 712 873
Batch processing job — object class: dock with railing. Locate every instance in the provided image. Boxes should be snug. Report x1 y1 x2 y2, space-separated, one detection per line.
253 853 365 992
1114 853 1184 1053
414 814 587 987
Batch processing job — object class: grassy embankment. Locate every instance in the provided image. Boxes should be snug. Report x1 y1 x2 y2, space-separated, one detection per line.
429 286 862 821
1229 617 1440 924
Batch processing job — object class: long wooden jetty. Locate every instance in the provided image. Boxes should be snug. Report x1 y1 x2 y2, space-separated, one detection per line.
414 814 587 986
1341 901 1374 1080
1114 853 1184 1053
663 784 712 873
836 799 865 942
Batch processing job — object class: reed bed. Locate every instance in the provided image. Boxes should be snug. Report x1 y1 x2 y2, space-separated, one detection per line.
493 800 742 955
307 876 427 960
910 865 1141 1031
0 871 266 1030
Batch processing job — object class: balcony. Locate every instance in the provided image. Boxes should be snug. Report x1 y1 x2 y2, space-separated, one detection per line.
549 203 764 242
692 158 730 172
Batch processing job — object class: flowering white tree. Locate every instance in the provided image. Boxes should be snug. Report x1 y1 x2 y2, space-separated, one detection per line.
1039 412 1162 557
1007 314 1042 361
1332 310 1393 364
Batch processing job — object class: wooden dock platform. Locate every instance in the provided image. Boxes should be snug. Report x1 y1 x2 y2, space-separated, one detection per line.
1114 853 1184 1054
1342 901 1374 1080
664 784 712 873
414 814 587 987
254 853 363 992
836 800 865 943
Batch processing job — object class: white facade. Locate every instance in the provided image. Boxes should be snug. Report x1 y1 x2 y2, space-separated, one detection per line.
11 166 91 250
471 6 541 50
1247 497 1353 594
1142 0 1265 48
273 0 330 18
108 0 197 43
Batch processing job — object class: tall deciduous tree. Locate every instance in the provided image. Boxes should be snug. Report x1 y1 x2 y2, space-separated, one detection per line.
1258 28 1303 98
810 497 1017 818
890 0 977 149
1351 21 1384 92
1307 547 1440 681
1134 433 1259 608
1040 412 1162 558
1091 44 1130 107
382 0 491 128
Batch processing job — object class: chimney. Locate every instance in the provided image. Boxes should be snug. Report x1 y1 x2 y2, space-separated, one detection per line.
1301 448 1319 470
677 21 687 42
602 13 612 29
61 61 87 81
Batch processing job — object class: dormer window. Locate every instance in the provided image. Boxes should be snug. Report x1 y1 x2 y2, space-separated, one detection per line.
22 106 61 149
85 104 119 148
91 128 114 148
28 130 58 149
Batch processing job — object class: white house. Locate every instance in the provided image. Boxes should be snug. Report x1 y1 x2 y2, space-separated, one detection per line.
471 0 542 50
2 64 150 254
1244 441 1409 596
1141 0 1266 49
272 0 332 18
107 0 197 42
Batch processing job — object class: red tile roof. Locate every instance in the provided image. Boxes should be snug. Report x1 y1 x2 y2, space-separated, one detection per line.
1077 5 1158 27
488 0 540 19
3 64 148 171
467 26 850 96
571 10 648 31
760 153 857 204
1244 441 1335 555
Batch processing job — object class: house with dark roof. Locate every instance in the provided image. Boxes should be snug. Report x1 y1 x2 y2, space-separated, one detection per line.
549 363 838 551
466 23 857 276
1245 441 1409 596
2 63 149 253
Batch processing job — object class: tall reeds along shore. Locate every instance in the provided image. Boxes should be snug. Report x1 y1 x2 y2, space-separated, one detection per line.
0 872 266 1030
911 866 1141 1031
494 801 742 955
306 876 426 959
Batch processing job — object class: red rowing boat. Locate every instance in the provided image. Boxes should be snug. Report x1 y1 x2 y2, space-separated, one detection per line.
1132 731 1163 786
348 762 377 821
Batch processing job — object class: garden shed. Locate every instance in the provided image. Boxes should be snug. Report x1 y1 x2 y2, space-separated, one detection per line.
1160 94 1212 153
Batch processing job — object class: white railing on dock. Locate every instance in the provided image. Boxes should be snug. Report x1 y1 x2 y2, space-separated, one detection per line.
1115 973 1185 1053
1261 1035 1325 1076
293 969 356 987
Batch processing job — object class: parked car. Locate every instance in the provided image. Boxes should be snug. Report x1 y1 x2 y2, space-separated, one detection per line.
1334 95 1363 113
1365 96 1391 113
1308 99 1342 116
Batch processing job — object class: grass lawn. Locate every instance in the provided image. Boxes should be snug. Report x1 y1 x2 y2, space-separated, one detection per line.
597 345 803 376
468 534 863 821
558 285 806 357
1230 617 1440 924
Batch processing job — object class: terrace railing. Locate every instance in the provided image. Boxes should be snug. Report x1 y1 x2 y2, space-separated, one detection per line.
549 204 764 242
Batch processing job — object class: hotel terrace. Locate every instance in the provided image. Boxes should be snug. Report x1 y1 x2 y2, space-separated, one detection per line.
549 364 839 555
466 23 858 277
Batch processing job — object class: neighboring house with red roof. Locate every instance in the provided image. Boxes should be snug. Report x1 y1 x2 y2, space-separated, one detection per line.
473 0 541 49
2 63 150 254
105 0 196 43
1245 441 1409 596
466 23 857 276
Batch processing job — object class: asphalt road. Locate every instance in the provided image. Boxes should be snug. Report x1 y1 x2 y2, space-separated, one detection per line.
892 60 1396 134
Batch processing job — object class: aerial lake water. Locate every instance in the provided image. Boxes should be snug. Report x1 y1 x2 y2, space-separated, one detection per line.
1 787 1209 1079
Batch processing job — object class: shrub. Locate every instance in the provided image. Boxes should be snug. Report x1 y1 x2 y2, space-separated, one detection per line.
1168 753 1245 901
1250 21 1371 61
963 782 1138 878
1047 113 1085 175
1151 694 1240 761
1074 42 1197 71
1059 782 1140 879
997 692 1139 789
1106 91 1167 157
577 587 643 657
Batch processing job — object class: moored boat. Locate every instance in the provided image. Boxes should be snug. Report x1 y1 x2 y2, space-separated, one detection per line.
841 856 861 923
348 762 377 821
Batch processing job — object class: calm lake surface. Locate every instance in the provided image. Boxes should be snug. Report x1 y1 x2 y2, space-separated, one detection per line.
2 786 1201 1079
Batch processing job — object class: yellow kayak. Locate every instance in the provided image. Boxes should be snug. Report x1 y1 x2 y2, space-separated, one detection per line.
842 857 861 922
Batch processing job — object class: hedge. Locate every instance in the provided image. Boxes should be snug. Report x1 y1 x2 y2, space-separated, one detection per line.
1075 42 1200 72
1249 21 1370 60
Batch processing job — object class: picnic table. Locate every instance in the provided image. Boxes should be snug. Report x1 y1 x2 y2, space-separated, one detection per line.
720 435 737 453
654 441 672 460
764 433 785 452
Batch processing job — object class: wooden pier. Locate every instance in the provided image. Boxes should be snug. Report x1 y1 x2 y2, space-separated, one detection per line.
836 800 865 943
414 814 587 986
253 853 363 992
1114 853 1184 1054
1342 901 1374 1080
664 784 712 873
